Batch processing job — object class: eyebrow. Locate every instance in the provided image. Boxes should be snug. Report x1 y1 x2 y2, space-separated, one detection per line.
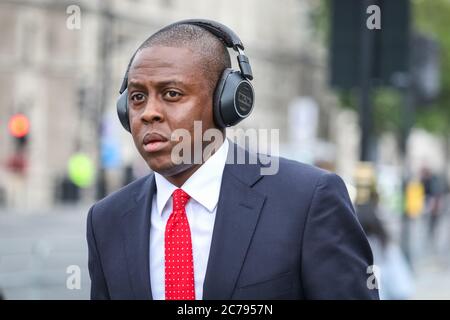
127 81 147 91
128 80 186 90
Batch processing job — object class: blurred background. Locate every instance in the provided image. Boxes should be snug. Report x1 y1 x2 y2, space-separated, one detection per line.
0 0 449 300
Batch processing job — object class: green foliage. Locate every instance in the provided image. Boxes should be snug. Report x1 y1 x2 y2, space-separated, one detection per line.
315 0 450 136
338 88 403 135
310 0 331 43
413 0 450 134
373 89 403 134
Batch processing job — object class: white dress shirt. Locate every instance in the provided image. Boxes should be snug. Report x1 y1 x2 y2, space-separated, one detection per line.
149 139 229 300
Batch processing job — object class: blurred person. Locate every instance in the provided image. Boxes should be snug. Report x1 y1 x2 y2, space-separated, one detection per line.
0 184 5 207
356 186 414 300
86 20 378 300
421 167 445 248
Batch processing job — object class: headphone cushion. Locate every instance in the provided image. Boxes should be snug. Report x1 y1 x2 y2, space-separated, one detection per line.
213 68 232 128
117 88 131 132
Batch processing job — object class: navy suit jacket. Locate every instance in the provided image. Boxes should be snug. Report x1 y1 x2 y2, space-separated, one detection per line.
87 142 379 300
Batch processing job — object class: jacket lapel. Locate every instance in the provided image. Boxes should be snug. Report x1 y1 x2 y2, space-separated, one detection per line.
121 174 156 300
203 143 267 299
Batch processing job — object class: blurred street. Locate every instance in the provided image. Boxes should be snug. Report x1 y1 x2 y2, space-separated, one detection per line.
1 204 450 300
0 207 90 299
413 258 450 299
410 203 450 299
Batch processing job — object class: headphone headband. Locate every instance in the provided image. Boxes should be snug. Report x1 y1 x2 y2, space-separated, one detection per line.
161 19 245 51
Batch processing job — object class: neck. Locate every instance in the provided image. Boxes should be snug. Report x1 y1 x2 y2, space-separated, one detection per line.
164 135 226 188
165 164 201 188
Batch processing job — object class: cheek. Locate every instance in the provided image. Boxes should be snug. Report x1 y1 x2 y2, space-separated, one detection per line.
168 100 210 128
200 99 215 128
128 111 140 132
189 94 214 123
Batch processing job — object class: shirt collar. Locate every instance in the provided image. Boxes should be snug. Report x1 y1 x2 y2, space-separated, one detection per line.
154 138 229 215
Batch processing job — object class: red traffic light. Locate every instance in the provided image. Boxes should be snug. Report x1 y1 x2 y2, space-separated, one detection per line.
8 114 30 138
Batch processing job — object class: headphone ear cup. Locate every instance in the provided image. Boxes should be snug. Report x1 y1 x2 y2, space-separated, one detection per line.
214 70 254 127
117 88 131 132
213 68 232 128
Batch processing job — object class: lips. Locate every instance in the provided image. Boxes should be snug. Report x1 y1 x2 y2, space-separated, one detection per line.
143 132 169 153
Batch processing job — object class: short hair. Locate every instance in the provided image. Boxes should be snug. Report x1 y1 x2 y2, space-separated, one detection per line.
128 24 232 94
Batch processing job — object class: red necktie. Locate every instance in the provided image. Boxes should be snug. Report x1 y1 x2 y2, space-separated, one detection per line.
165 188 196 300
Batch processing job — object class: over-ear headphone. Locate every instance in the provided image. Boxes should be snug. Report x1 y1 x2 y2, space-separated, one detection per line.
116 19 255 132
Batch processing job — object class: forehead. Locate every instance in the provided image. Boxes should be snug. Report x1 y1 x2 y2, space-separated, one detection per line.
128 46 204 83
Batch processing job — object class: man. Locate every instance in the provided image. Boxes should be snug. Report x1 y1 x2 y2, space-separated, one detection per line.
87 21 379 300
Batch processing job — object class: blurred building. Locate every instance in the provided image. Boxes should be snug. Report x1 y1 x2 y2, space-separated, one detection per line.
0 0 341 209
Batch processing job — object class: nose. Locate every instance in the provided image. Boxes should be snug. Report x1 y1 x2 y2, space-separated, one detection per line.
140 96 164 124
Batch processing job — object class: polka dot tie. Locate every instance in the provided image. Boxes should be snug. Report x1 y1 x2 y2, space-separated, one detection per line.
165 188 195 300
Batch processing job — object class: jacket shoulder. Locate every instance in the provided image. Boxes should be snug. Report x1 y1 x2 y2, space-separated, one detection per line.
275 156 330 181
255 155 349 200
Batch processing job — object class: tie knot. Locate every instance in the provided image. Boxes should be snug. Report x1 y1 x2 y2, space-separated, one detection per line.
172 188 190 210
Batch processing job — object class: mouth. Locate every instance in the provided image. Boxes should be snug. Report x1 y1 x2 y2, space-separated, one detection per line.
142 132 169 153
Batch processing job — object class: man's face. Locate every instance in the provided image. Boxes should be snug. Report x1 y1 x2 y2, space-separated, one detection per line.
127 46 216 176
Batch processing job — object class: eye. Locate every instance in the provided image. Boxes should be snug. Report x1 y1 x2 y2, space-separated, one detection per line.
163 90 182 101
130 92 146 103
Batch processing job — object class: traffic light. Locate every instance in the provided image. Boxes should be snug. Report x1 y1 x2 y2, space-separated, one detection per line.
8 113 30 150
6 113 30 174
330 0 411 89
